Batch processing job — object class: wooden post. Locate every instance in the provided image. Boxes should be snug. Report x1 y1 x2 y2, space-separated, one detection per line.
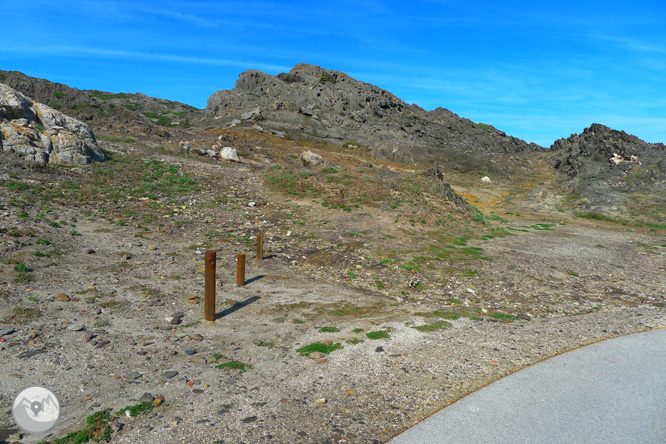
256 233 264 260
236 253 246 287
204 250 216 321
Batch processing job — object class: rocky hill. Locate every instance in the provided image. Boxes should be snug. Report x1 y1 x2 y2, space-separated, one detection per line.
205 63 542 172
551 123 666 215
0 69 203 139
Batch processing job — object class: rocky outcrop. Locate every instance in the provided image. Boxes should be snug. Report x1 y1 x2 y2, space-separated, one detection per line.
552 123 666 179
551 124 666 211
0 83 105 165
205 63 542 171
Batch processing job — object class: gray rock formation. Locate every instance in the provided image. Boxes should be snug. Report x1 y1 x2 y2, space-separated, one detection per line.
551 123 666 211
0 83 105 165
205 63 542 171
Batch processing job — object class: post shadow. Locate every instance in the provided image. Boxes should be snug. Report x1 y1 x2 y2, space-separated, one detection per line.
216 295 261 319
244 274 265 285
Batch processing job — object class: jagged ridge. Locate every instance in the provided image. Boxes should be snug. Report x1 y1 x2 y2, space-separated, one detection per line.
206 63 543 172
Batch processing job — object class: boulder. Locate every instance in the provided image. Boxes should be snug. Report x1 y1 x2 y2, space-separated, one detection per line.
220 147 240 162
300 150 323 167
179 141 192 152
0 83 104 165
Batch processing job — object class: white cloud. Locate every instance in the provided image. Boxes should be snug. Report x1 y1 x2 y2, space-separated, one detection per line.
0 44 290 73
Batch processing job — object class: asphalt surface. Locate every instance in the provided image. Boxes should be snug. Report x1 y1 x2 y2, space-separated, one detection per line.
389 328 666 444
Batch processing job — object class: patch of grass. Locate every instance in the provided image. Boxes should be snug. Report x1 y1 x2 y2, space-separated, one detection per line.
346 338 364 344
366 330 390 340
319 72 337 84
412 320 452 332
319 326 340 333
36 238 52 245
216 360 254 374
255 341 275 348
115 402 153 418
414 310 461 320
47 408 113 444
491 313 518 322
352 328 364 333
447 298 462 304
297 342 343 356
2 307 41 324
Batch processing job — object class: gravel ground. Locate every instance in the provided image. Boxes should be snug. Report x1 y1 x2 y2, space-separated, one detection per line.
1 144 665 444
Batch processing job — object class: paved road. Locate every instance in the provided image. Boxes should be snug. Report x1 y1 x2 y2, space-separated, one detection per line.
389 328 666 444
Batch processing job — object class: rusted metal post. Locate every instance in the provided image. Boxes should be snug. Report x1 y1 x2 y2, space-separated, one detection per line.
256 233 264 260
204 250 216 321
236 253 246 287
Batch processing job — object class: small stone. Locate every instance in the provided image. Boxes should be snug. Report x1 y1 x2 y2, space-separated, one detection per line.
195 419 210 424
248 202 256 207
308 352 325 359
186 295 200 304
184 349 197 355
0 328 15 336
87 249 96 254
152 396 165 407
375 346 385 353
241 415 258 423
314 398 327 406
162 370 178 379
189 334 203 342
192 389 204 394
140 393 155 403
466 288 476 295
67 324 85 331
216 409 229 415
55 294 70 302
517 313 532 321
125 371 143 380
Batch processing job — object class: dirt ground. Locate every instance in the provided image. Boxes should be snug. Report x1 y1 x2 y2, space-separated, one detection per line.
1 137 665 444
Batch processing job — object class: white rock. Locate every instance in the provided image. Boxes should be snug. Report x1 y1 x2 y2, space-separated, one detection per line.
300 150 323 167
220 147 240 162
481 176 491 184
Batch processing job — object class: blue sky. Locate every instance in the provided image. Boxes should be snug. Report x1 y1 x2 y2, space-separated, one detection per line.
2 0 665 147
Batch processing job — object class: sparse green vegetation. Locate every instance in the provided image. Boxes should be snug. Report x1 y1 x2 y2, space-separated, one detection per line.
491 313 518 322
319 72 337 84
319 326 340 333
366 330 390 340
413 320 452 332
297 342 343 356
216 360 254 374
